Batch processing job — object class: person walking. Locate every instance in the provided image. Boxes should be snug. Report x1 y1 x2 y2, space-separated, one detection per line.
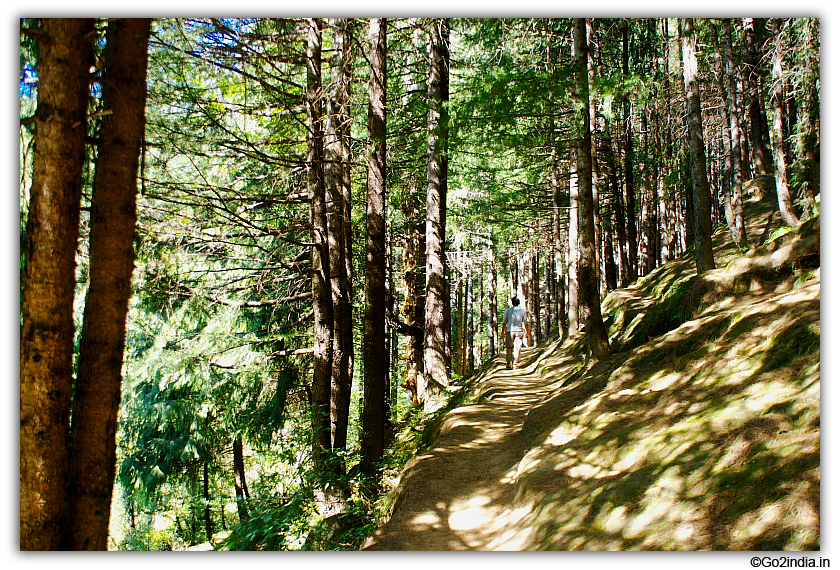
502 296 529 369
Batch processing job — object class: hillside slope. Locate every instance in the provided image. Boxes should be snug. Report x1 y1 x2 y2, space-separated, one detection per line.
362 183 819 551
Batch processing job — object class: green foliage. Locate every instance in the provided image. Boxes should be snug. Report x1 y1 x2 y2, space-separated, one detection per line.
115 523 186 551
221 492 309 550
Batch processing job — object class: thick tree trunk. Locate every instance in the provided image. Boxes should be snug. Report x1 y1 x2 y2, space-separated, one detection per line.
681 18 716 274
770 18 801 228
62 18 151 551
361 17 388 476
573 18 611 359
325 18 353 456
423 18 450 405
306 18 334 477
796 18 819 212
20 18 94 551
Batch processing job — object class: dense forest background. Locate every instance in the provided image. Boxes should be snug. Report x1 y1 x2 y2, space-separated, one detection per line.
19 16 820 551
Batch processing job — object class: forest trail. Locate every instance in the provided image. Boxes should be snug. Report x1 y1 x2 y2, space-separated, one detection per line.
362 341 582 550
362 185 820 551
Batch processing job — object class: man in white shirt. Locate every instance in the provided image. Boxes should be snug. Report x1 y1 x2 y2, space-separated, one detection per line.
502 296 529 369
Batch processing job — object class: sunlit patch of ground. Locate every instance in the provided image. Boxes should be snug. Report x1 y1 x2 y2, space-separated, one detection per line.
363 190 818 551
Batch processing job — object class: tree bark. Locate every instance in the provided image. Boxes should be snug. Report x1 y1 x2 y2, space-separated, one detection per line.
530 245 541 344
711 22 739 248
551 147 569 340
488 247 499 356
770 18 801 228
423 18 450 405
361 17 388 476
567 152 580 333
203 460 214 542
680 18 716 274
401 178 424 406
722 19 748 248
796 18 819 213
20 18 94 551
62 17 151 551
325 18 353 456
744 18 773 177
573 18 611 359
587 19 603 295
622 20 638 282
306 18 334 477
602 128 629 286
233 436 250 522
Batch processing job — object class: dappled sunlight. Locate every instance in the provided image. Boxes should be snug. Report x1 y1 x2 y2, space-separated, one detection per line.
365 210 819 551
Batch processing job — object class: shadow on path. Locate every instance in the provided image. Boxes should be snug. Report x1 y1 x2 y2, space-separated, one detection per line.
362 340 581 550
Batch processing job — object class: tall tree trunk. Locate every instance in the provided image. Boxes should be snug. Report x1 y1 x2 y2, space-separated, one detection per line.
203 460 214 543
622 19 638 282
423 18 450 406
567 152 580 333
551 148 569 340
306 18 334 478
20 18 94 551
543 242 552 335
744 18 773 177
488 247 499 356
62 18 151 551
233 437 250 522
603 212 618 291
531 245 541 344
440 21 452 380
681 18 716 274
587 19 603 295
770 18 801 228
467 276 475 373
602 128 629 286
325 18 354 456
361 17 388 476
712 22 739 247
796 18 819 213
401 179 424 406
573 18 611 359
455 277 465 375
723 19 749 248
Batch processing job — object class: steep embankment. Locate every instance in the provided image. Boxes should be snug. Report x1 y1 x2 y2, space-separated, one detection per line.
363 181 820 551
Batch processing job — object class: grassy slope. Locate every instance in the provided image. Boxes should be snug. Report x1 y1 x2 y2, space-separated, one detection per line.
376 179 820 550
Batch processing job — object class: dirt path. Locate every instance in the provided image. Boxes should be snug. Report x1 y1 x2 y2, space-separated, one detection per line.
362 340 577 551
